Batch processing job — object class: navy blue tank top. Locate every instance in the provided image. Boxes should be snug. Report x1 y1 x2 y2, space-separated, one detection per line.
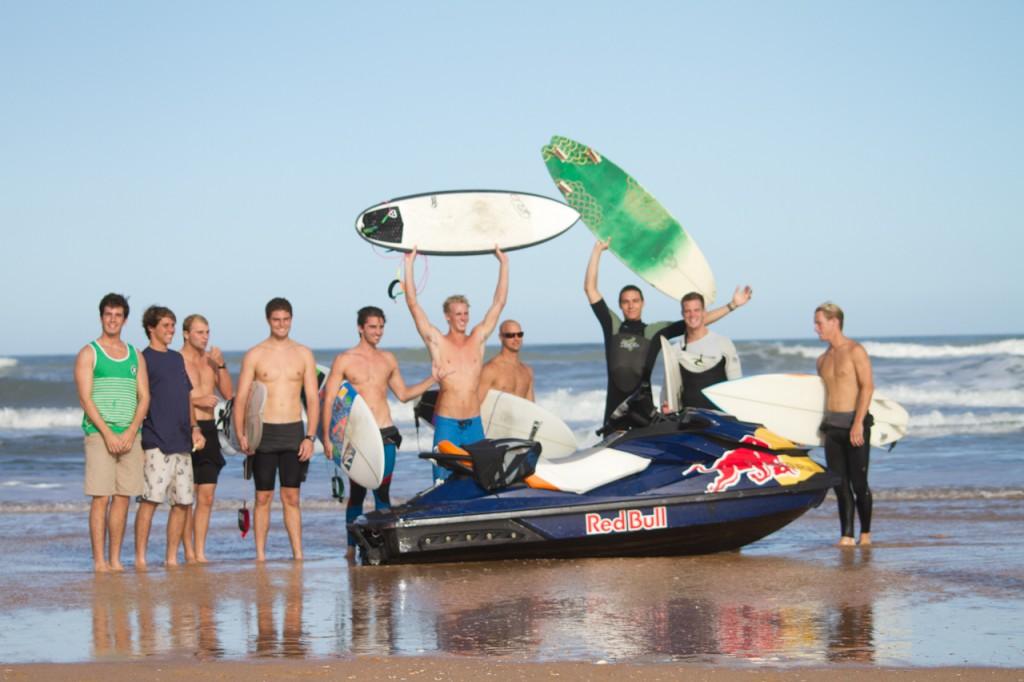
141 347 193 453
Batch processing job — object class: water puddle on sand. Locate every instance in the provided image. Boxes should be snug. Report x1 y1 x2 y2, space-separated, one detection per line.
0 546 1021 667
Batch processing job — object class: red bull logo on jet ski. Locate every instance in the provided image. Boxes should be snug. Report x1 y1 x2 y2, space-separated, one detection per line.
683 435 798 493
585 506 668 535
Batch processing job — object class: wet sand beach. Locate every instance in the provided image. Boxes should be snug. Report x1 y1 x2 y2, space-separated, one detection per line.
0 498 1021 674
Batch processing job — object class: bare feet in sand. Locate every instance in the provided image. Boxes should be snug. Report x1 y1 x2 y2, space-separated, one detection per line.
859 532 872 546
837 536 856 547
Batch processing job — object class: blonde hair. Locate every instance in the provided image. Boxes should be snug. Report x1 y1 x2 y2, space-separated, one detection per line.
183 314 209 333
815 302 844 330
443 295 469 314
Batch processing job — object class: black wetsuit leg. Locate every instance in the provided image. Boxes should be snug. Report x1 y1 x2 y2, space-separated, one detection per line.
823 421 873 537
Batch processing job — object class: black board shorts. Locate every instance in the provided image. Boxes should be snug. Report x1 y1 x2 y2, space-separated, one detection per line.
252 422 308 491
191 420 226 486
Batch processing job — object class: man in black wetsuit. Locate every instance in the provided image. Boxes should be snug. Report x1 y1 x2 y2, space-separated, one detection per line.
584 238 751 433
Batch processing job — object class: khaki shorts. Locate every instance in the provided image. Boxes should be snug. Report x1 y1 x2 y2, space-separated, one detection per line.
141 448 194 506
83 433 144 497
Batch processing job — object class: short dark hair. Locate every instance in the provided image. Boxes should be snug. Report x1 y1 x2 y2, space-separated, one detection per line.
265 297 292 319
681 292 705 308
357 306 386 326
619 285 644 302
99 293 130 318
142 305 176 340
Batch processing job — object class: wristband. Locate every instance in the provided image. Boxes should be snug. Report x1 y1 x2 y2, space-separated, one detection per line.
727 302 737 312
218 365 227 370
303 435 315 443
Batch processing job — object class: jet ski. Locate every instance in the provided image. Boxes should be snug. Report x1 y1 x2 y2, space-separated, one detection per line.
349 409 838 565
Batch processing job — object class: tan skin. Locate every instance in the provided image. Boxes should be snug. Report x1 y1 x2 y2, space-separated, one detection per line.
404 246 509 419
133 315 206 569
180 318 234 564
814 310 875 547
478 319 534 402
234 309 320 562
74 304 151 572
584 238 752 324
321 315 437 458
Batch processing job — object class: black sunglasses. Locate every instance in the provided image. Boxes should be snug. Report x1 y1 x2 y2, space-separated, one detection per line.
502 332 524 339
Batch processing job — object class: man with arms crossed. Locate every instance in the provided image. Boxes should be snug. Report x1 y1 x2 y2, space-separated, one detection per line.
180 314 233 563
478 319 534 402
75 293 150 572
815 302 875 547
661 292 742 412
586 238 751 432
235 298 320 561
405 246 509 483
134 306 205 568
321 306 437 556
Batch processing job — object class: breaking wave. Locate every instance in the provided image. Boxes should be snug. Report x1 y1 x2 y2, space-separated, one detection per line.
776 338 1024 360
0 407 81 431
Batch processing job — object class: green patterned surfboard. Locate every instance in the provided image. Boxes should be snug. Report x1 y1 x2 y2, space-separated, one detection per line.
541 135 716 303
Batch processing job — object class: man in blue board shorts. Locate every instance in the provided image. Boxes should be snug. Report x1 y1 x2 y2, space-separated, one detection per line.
404 246 509 484
585 238 751 433
815 302 875 547
322 306 437 557
134 305 206 569
74 293 151 572
234 298 320 562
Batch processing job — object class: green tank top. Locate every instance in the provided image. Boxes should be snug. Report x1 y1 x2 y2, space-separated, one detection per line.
82 341 139 435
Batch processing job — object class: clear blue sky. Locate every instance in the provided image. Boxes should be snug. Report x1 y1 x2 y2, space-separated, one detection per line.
1 1 1020 355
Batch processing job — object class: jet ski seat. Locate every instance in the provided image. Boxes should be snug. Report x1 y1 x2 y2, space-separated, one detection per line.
426 439 542 492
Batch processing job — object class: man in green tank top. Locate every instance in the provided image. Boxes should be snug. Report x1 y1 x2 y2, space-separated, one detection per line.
74 293 151 572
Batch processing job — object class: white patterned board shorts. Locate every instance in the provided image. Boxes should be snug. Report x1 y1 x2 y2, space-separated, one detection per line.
141 449 194 506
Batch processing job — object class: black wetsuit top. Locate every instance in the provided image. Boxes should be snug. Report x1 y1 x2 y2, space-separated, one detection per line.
591 299 685 428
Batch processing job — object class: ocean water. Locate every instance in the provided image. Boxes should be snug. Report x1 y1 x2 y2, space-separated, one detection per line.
1 335 1020 514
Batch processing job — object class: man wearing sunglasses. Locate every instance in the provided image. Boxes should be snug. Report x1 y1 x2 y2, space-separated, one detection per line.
478 320 534 402
404 246 509 484
585 238 751 433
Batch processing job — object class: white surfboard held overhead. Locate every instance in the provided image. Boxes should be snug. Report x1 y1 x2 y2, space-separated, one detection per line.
355 190 580 255
702 374 909 448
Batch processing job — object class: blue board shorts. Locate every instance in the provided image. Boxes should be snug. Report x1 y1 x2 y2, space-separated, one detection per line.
431 415 485 483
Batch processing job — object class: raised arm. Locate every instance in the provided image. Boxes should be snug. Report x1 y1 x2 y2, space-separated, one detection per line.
705 285 753 325
234 350 256 454
473 247 509 340
584 238 610 304
850 344 874 447
386 353 436 403
404 248 441 347
477 362 497 405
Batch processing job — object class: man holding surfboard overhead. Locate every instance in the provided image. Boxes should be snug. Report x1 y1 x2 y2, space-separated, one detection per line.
585 238 751 433
321 305 437 556
814 302 875 547
477 319 534 402
404 246 509 484
234 298 320 562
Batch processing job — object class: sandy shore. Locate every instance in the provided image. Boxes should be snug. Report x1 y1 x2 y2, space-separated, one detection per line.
3 660 1022 681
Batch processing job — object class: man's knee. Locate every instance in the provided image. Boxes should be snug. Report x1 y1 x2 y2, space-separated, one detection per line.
255 491 274 507
280 487 300 507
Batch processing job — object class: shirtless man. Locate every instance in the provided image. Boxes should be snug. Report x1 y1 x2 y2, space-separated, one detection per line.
74 293 150 572
404 246 509 483
815 302 875 547
477 319 534 402
180 314 233 563
234 298 320 561
321 306 436 554
586 238 751 432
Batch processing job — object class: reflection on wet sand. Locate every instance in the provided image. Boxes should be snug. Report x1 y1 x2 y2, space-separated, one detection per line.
79 552 885 663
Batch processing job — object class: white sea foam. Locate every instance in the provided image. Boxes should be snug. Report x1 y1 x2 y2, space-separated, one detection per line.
0 358 16 369
0 480 63 489
776 338 1024 360
884 385 1024 408
909 410 1024 437
0 407 81 430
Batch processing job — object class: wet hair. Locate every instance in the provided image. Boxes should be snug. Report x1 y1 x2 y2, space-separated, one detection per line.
443 295 469 314
815 302 845 330
618 285 644 302
265 297 292 319
182 314 208 333
358 306 386 326
142 305 176 340
98 293 129 318
681 292 705 308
